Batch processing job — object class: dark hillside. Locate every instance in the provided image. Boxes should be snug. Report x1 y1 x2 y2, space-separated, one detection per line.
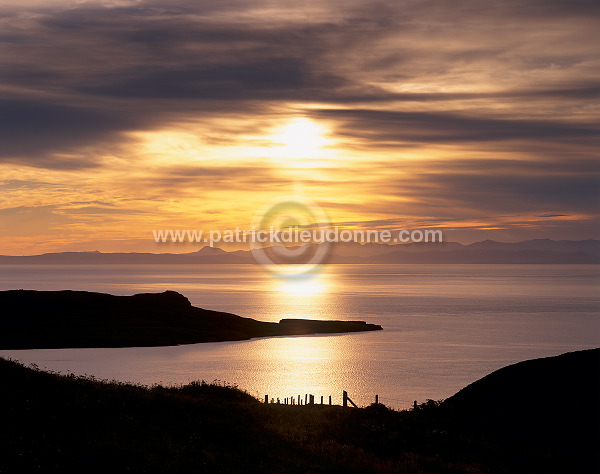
441 348 600 472
0 349 598 472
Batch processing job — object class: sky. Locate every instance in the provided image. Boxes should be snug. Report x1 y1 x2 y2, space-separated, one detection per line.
0 0 599 254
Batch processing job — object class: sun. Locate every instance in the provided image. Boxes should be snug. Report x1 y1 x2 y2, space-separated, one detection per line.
270 118 332 166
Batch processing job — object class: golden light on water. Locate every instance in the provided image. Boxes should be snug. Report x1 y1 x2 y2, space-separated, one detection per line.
238 271 358 401
237 334 358 405
263 272 334 321
276 275 327 298
222 271 355 399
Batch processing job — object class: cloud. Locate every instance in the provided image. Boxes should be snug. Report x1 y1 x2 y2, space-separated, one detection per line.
0 0 598 249
368 159 600 220
0 205 69 236
139 174 288 197
315 109 600 146
0 179 61 190
58 205 147 215
0 99 135 168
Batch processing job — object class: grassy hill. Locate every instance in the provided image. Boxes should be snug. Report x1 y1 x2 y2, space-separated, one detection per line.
441 348 600 472
1 349 598 473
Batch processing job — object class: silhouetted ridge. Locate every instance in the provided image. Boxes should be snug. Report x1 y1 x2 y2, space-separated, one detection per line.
129 290 193 308
0 289 382 349
441 348 600 471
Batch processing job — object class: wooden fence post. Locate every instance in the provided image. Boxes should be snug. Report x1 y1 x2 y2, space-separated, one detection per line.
320 395 324 405
343 390 357 408
329 395 332 405
375 394 379 405
264 395 268 404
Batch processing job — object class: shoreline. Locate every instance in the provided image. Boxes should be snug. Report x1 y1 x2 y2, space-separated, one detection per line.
0 289 382 350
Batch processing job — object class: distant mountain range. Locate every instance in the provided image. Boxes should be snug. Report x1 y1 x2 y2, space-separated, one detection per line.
0 239 598 264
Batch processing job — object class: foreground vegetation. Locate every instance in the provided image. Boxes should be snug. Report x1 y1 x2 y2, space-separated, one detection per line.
1 353 597 473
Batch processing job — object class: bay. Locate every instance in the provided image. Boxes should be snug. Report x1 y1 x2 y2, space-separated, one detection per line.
0 264 598 409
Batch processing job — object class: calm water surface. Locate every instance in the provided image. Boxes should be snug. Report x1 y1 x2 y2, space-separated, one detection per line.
0 264 598 409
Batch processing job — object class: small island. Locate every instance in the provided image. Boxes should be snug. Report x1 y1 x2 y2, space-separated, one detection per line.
0 289 382 349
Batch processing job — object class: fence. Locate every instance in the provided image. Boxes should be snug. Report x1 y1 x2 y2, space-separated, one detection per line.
263 391 419 410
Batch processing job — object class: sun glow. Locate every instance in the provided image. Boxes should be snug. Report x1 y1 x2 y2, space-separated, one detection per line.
270 118 333 167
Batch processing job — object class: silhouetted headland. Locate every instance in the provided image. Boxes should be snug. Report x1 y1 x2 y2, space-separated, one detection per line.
0 289 382 349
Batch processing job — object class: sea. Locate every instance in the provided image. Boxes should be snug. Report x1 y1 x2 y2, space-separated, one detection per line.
0 264 598 409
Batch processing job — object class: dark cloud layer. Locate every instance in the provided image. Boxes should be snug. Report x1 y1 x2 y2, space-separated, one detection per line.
316 109 600 145
2 1 598 143
0 99 135 168
0 0 598 243
78 58 338 99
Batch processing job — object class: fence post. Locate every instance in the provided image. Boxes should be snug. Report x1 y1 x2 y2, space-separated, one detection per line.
320 395 324 405
343 391 358 408
309 394 314 405
329 395 332 405
413 400 417 410
343 390 348 407
264 395 268 404
375 394 379 405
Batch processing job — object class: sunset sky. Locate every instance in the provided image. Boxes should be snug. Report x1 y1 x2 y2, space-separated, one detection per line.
1 0 598 254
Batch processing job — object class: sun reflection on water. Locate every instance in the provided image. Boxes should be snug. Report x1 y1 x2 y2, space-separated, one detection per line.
240 270 362 403
242 334 361 404
265 271 335 321
276 275 326 298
